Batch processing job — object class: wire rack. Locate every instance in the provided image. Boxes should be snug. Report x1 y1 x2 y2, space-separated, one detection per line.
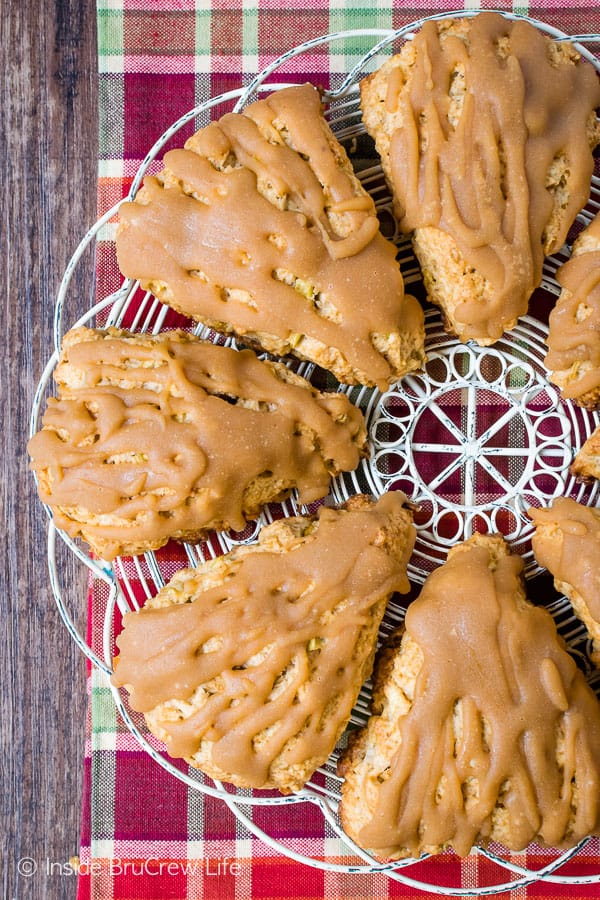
29 12 600 894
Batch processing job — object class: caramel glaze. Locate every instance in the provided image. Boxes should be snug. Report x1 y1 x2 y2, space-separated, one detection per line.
545 215 600 401
357 540 600 857
384 13 600 342
27 328 366 560
116 84 423 389
530 498 600 623
111 493 415 788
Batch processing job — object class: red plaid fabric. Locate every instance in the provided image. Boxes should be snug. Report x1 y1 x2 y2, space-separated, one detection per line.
74 2 600 898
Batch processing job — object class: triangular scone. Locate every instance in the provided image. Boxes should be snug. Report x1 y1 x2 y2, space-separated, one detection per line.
545 213 600 409
360 12 600 345
116 83 425 390
27 326 368 560
531 498 600 664
338 534 600 858
111 493 416 792
571 425 600 482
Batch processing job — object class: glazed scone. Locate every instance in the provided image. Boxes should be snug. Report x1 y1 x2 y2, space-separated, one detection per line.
27 326 368 560
111 493 416 792
338 533 600 858
571 424 600 481
545 213 600 408
360 12 600 345
530 498 600 664
116 83 425 389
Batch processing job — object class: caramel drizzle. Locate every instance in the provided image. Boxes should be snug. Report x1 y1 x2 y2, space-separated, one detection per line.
225 87 380 260
531 498 600 622
545 215 600 400
357 541 600 857
112 494 415 787
28 329 366 559
116 84 420 388
384 13 600 341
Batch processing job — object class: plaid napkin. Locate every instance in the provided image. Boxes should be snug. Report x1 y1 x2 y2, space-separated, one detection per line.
76 2 600 898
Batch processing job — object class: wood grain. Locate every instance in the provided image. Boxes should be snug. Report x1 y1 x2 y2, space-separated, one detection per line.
2 1 97 897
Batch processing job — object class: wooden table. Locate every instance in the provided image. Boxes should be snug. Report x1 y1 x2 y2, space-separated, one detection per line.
3 2 97 897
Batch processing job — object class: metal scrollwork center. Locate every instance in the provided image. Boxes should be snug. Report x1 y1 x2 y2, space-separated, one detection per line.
334 311 600 582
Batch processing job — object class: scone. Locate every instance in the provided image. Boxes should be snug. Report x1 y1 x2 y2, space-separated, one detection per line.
360 12 600 345
570 424 600 482
530 498 600 664
116 83 426 390
111 492 416 793
338 533 600 858
28 326 368 560
545 213 600 408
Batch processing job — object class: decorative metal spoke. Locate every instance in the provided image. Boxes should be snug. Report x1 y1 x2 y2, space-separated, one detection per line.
336 311 600 583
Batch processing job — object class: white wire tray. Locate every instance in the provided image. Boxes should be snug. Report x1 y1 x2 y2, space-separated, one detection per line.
30 12 600 894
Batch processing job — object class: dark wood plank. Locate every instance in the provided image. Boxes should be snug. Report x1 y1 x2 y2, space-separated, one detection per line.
2 1 98 897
